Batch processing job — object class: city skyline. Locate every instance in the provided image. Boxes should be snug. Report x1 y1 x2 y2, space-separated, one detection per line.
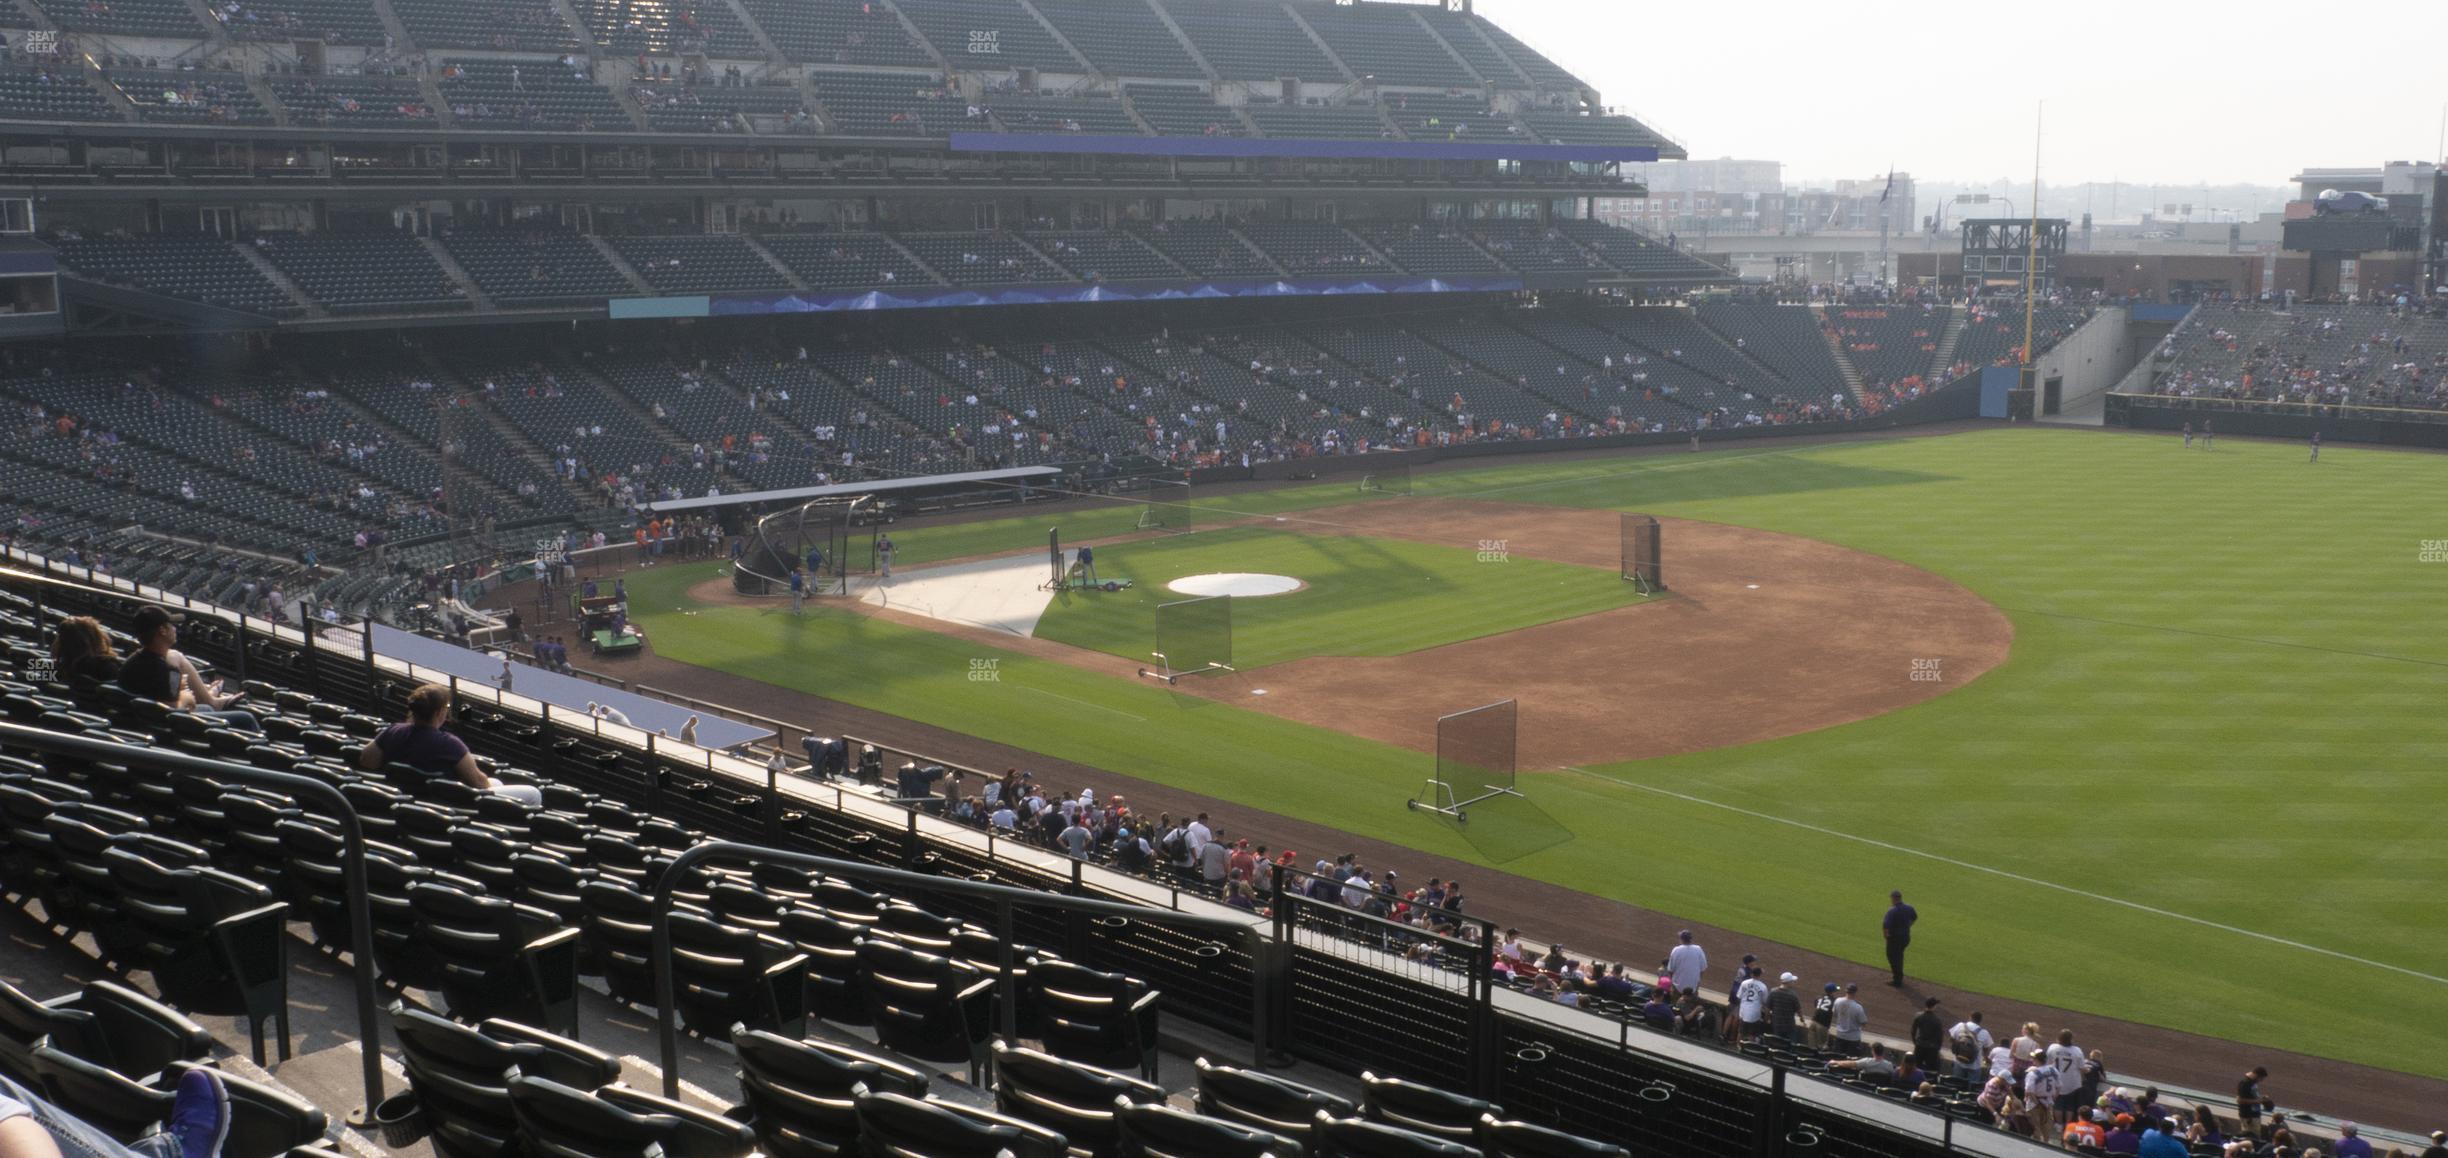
1476 0 2448 188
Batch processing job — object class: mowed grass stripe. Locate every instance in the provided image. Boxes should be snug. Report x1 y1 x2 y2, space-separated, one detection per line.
628 429 2448 1077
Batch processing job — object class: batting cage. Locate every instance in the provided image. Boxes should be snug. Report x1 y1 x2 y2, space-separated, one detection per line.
1357 463 1413 497
1135 477 1193 533
735 496 871 596
1139 594 1233 683
1410 698 1521 823
1621 513 1663 593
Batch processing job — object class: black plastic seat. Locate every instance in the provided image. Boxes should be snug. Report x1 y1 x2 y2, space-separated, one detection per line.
2 978 210 1090
669 910 807 1041
857 939 994 1084
577 877 664 1008
989 1041 1165 1158
504 1068 757 1158
1474 1115 1630 1158
1359 1072 1496 1143
731 1027 927 1158
1193 1058 1355 1146
391 1003 622 1158
777 906 868 1027
1310 1113 1482 1158
1113 1099 1298 1158
409 881 581 1037
852 1089 1068 1158
102 845 290 1064
1030 960 1160 1081
166 1060 332 1157
26 1044 173 1143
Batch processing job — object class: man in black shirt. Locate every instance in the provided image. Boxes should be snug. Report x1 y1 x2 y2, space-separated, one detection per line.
116 606 259 732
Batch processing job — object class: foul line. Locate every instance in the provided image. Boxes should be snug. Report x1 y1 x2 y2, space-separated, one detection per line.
1567 770 2448 988
1013 683 1146 722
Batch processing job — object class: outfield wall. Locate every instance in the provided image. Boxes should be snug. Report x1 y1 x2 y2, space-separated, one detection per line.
1193 379 1986 485
2108 396 2448 448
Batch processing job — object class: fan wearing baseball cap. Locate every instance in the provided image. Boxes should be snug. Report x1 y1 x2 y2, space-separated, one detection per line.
117 606 260 732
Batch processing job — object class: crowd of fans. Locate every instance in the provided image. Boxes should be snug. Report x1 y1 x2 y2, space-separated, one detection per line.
2152 301 2448 413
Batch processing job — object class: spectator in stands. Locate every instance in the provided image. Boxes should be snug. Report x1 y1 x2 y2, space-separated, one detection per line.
1910 997 1946 1069
1947 1011 1993 1083
2235 1067 2272 1139
1764 972 1802 1042
2023 1050 2063 1141
1638 990 1674 1032
48 615 121 687
1809 982 1837 1049
2137 1119 2190 1158
2046 1029 2086 1120
1828 1041 1898 1083
2064 1108 2108 1150
117 607 259 732
1732 966 1767 1041
1665 929 1706 994
359 682 543 805
1830 983 1868 1056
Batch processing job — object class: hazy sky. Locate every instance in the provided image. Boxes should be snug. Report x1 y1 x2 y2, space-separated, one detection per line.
1474 0 2448 186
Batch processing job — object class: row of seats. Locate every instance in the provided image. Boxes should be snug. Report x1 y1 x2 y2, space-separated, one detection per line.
7 0 1591 97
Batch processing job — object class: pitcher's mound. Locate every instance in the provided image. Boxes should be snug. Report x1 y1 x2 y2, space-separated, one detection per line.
1167 573 1304 598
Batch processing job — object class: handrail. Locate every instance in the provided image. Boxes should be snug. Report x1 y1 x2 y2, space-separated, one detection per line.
647 840 1268 1099
0 719 388 1125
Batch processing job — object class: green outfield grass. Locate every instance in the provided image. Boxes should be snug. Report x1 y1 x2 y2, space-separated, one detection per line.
626 428 2448 1078
1029 525 1644 669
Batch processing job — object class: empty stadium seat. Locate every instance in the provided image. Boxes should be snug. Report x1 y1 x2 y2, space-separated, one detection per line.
504 1068 758 1158
852 1088 1068 1158
392 1002 623 1158
732 1027 928 1158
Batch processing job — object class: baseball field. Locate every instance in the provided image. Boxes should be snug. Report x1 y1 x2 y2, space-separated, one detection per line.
618 426 2448 1081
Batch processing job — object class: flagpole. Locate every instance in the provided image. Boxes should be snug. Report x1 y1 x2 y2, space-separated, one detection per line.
2021 103 2042 381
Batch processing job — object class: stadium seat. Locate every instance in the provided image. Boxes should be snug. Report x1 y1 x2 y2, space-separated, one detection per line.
1359 1072 1496 1143
25 1044 174 1143
1027 959 1161 1081
164 1060 332 1157
731 1027 927 1158
1192 1058 1354 1145
989 1041 1165 1157
851 1089 1069 1158
1114 1099 1299 1158
392 1003 622 1158
101 846 291 1064
408 880 583 1037
1309 1113 1482 1158
666 909 808 1041
0 979 209 1089
504 1068 758 1158
856 939 996 1083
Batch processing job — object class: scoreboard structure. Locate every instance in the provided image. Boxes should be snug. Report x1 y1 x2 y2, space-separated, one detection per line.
1959 218 2067 293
